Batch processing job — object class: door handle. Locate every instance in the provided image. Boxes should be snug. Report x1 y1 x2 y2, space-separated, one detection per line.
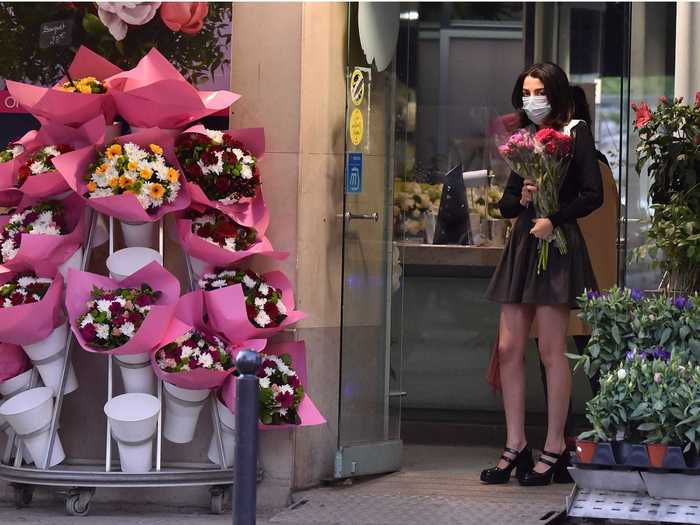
339 211 379 222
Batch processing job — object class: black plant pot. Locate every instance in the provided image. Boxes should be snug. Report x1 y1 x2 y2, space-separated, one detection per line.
590 442 616 466
623 443 651 468
662 446 687 470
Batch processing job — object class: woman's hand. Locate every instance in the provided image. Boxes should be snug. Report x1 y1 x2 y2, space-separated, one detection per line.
530 218 554 240
520 180 538 207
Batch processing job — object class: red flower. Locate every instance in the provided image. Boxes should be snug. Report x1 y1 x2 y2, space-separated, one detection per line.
276 391 295 409
695 91 700 107
634 101 652 129
264 301 279 318
80 324 97 343
659 96 668 105
288 375 300 388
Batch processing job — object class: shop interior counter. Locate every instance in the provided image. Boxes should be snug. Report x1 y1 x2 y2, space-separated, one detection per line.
396 242 503 277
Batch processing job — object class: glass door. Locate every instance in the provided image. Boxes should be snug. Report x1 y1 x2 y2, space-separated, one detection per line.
336 2 405 478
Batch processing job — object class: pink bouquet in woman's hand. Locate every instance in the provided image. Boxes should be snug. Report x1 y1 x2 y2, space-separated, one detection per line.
14 115 107 199
498 127 573 273
106 48 240 130
66 262 180 357
6 46 122 127
220 341 325 428
201 267 305 342
0 269 63 346
151 291 266 390
0 194 85 273
53 128 190 223
175 126 269 231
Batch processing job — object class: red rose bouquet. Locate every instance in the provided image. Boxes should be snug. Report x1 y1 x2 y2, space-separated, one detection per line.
176 129 260 205
190 209 258 252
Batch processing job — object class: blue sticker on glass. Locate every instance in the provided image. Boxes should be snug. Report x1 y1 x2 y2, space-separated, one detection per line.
345 152 363 194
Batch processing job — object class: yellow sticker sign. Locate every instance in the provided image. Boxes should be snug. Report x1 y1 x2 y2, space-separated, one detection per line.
350 69 365 106
349 108 364 146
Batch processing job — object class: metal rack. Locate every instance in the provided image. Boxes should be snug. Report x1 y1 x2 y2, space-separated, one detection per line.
0 209 248 516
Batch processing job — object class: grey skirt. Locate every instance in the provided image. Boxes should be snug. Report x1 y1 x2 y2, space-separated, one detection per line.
485 206 598 308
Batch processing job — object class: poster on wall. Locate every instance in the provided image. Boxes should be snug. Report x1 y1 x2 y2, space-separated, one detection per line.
0 2 232 144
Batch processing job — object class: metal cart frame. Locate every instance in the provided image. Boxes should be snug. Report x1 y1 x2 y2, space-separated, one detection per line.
0 210 248 516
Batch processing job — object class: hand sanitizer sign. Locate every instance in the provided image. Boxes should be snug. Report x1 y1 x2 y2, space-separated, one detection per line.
345 152 363 194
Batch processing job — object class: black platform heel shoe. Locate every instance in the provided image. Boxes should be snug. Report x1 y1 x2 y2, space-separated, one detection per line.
480 445 534 484
518 449 572 486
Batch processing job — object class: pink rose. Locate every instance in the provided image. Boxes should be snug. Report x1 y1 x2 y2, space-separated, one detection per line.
160 2 208 35
97 2 162 41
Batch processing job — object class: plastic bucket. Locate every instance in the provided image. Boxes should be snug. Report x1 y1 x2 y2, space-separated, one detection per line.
0 387 65 468
114 353 156 395
0 368 35 398
22 323 78 397
163 382 209 444
104 393 160 473
207 398 236 467
106 247 163 281
120 221 155 248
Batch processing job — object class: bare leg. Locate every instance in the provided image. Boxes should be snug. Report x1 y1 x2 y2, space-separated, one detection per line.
533 304 571 473
496 303 536 468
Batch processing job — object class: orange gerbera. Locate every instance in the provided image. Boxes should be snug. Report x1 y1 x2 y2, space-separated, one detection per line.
106 144 122 159
127 160 138 171
86 181 97 192
167 167 179 183
140 168 153 180
119 175 133 188
149 183 165 200
149 144 163 156
109 177 119 189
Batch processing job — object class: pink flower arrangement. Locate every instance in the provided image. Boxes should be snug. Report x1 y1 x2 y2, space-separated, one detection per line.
190 209 258 252
0 272 53 308
77 284 163 350
256 352 304 425
0 201 67 264
156 329 232 373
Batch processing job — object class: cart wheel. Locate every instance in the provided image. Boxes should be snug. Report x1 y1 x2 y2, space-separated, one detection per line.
13 484 33 508
210 486 227 515
65 491 92 517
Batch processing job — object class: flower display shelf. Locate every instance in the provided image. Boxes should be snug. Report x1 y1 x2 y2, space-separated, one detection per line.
0 211 253 517
567 466 700 523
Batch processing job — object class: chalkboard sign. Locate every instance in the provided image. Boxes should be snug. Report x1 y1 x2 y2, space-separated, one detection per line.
39 19 74 49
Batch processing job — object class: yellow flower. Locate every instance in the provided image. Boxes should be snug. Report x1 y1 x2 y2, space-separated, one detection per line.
82 76 97 83
86 181 97 192
108 144 122 156
149 144 163 156
127 160 138 171
167 168 179 183
109 177 119 189
119 175 133 188
140 168 153 181
78 84 92 94
149 183 165 200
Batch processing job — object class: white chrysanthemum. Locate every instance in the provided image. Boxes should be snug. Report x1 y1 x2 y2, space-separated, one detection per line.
277 301 288 315
232 148 243 159
136 192 152 210
80 313 94 328
96 299 112 314
264 367 274 377
96 324 110 340
259 377 271 389
30 160 46 174
91 188 114 198
17 276 37 287
204 129 224 144
278 408 288 416
242 155 254 165
197 339 205 348
279 384 294 394
193 214 216 226
180 345 194 360
3 298 12 308
240 164 253 180
255 310 271 327
258 283 269 296
224 238 239 252
10 145 24 157
120 322 136 338
242 275 257 289
114 296 127 307
219 270 237 278
43 145 61 157
124 143 147 161
198 352 214 368
254 297 267 308
167 181 180 203
211 279 227 288
1 238 18 262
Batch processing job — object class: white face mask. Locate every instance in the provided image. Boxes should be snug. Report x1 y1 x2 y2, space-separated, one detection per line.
522 95 552 125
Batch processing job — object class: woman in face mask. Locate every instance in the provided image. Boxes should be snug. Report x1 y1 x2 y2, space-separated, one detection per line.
481 62 603 486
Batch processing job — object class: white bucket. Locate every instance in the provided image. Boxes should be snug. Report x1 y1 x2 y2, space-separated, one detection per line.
104 122 123 144
207 398 236 467
188 256 212 280
22 323 78 397
0 400 33 465
104 393 160 473
121 221 155 248
0 368 34 398
163 382 209 444
57 246 83 282
114 353 156 395
0 387 65 468
106 247 163 281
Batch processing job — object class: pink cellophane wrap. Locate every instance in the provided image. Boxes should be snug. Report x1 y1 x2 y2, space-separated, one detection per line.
1 193 85 274
175 210 286 267
221 341 326 429
16 115 107 199
0 343 32 382
182 125 269 232
0 129 37 190
53 127 191 223
0 267 63 346
106 48 241 129
150 290 266 391
6 46 122 127
66 261 180 357
0 190 22 210
205 271 306 342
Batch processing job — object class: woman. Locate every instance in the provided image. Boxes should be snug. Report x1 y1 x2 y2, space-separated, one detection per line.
481 63 603 486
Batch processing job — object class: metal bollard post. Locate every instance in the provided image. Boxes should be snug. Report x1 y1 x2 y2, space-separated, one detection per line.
234 349 261 525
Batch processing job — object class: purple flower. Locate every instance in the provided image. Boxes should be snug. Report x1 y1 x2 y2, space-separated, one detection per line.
625 350 637 362
587 290 600 301
673 296 691 310
651 346 670 361
630 288 645 301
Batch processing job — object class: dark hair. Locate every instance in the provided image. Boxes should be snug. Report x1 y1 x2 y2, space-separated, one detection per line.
511 62 573 130
571 85 592 125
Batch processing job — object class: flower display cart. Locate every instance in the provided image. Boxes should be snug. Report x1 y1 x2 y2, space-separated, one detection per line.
0 212 240 516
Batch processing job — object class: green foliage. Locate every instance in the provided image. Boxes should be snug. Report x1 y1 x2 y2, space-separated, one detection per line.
0 3 231 86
